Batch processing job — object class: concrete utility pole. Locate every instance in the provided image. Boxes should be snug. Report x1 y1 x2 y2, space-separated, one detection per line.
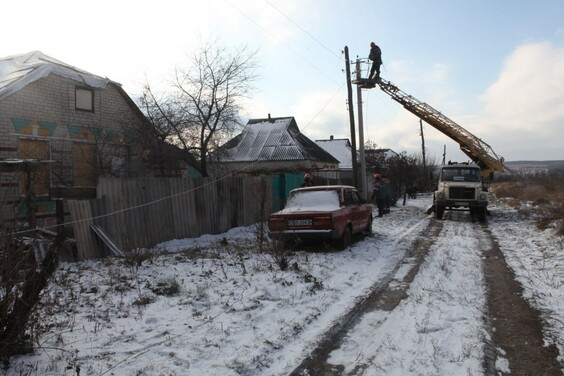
442 144 447 165
355 59 368 199
420 119 427 169
344 46 358 189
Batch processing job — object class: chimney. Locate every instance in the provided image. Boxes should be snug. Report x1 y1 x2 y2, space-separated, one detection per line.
330 135 334 140
268 113 273 123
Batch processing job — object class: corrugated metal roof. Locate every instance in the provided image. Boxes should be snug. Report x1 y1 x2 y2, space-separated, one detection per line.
213 116 339 164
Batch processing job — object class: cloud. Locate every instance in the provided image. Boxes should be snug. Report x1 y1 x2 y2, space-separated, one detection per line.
476 41 564 160
480 41 564 129
290 88 348 140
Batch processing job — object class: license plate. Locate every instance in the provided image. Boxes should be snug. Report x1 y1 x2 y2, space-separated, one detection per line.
288 219 312 226
454 202 467 206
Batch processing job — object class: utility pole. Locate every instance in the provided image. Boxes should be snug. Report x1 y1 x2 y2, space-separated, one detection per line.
344 46 358 189
420 119 429 189
355 59 368 199
442 144 446 165
419 119 427 171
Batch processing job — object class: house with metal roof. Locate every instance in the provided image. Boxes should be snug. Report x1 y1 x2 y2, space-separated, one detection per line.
209 115 339 176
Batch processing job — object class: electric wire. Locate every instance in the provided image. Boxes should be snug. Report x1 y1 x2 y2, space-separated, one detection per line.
223 0 341 86
262 0 343 62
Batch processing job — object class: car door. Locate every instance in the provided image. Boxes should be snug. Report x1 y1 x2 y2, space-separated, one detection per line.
343 188 364 233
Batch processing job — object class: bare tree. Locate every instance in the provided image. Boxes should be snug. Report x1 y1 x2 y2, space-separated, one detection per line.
140 42 258 177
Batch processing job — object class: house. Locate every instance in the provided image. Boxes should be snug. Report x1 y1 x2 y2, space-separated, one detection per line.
0 51 170 225
315 135 355 185
209 115 339 176
366 148 399 173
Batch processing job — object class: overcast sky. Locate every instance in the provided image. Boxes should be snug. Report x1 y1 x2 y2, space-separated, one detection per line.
3 0 563 162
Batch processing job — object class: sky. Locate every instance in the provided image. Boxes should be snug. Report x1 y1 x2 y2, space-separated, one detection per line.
3 0 564 162
6 195 564 374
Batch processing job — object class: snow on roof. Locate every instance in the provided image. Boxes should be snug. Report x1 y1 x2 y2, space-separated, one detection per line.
0 51 115 101
315 138 353 169
215 116 339 164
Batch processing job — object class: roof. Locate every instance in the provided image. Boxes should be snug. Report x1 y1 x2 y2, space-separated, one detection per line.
315 137 353 169
367 148 399 160
0 51 115 101
213 116 339 164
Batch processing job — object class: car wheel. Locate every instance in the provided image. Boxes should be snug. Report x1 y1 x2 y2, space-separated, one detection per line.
364 216 373 236
435 204 445 219
338 226 352 250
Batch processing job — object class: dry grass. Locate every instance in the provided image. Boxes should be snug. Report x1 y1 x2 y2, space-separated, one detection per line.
492 173 564 236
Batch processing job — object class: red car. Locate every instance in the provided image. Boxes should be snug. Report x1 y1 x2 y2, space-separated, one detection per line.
268 185 373 249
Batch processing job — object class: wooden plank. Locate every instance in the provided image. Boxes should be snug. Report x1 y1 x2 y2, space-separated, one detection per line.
68 200 100 259
90 224 125 257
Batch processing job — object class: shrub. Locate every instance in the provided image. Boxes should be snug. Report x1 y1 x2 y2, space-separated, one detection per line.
492 173 564 236
148 278 181 296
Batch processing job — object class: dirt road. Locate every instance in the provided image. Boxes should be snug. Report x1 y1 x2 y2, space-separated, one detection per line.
291 210 561 375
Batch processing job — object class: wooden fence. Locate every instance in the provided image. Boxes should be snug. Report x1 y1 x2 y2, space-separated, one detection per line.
68 176 272 259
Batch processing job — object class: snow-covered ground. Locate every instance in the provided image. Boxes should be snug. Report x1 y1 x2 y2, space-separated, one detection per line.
7 194 564 375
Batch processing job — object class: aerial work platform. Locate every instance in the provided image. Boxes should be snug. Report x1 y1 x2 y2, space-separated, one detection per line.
352 77 379 89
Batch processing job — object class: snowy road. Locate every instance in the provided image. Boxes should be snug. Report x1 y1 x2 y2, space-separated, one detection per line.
293 211 490 375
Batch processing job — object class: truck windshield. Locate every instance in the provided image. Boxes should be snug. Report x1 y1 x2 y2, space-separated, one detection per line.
441 168 481 182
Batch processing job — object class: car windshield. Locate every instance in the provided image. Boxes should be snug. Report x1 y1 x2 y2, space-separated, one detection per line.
440 168 481 182
281 190 340 212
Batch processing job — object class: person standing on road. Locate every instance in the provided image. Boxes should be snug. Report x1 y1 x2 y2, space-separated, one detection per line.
368 41 382 81
372 174 386 217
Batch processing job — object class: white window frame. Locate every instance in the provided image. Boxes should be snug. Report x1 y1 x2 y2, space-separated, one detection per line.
75 87 94 112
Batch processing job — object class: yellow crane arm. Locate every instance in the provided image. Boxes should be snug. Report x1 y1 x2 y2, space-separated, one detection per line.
376 78 508 177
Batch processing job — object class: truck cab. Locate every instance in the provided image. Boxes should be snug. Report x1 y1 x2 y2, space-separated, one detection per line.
433 163 488 221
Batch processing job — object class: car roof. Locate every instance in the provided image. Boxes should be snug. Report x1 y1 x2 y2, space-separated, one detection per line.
291 185 356 192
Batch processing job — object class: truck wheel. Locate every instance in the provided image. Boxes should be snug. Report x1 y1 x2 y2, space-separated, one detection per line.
338 226 352 250
435 204 445 219
477 207 487 222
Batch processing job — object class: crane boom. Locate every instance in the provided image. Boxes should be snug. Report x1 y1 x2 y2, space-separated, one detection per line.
367 78 507 178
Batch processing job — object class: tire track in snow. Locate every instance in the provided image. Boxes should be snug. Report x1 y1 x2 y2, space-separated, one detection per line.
290 214 442 375
479 223 562 375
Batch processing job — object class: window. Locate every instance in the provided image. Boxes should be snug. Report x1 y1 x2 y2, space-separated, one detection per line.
75 87 94 111
344 190 360 205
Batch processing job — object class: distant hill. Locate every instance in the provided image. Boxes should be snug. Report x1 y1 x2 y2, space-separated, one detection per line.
504 160 564 174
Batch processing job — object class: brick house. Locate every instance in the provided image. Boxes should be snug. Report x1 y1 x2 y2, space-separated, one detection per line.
0 51 160 225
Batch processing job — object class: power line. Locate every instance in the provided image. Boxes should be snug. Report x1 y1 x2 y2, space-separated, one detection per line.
262 0 343 62
223 0 341 85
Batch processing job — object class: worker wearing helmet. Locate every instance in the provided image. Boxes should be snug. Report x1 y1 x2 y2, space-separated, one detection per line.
301 173 314 187
368 41 382 81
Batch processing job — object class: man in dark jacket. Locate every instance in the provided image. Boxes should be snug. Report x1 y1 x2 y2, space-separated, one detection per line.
371 174 387 217
368 41 382 81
